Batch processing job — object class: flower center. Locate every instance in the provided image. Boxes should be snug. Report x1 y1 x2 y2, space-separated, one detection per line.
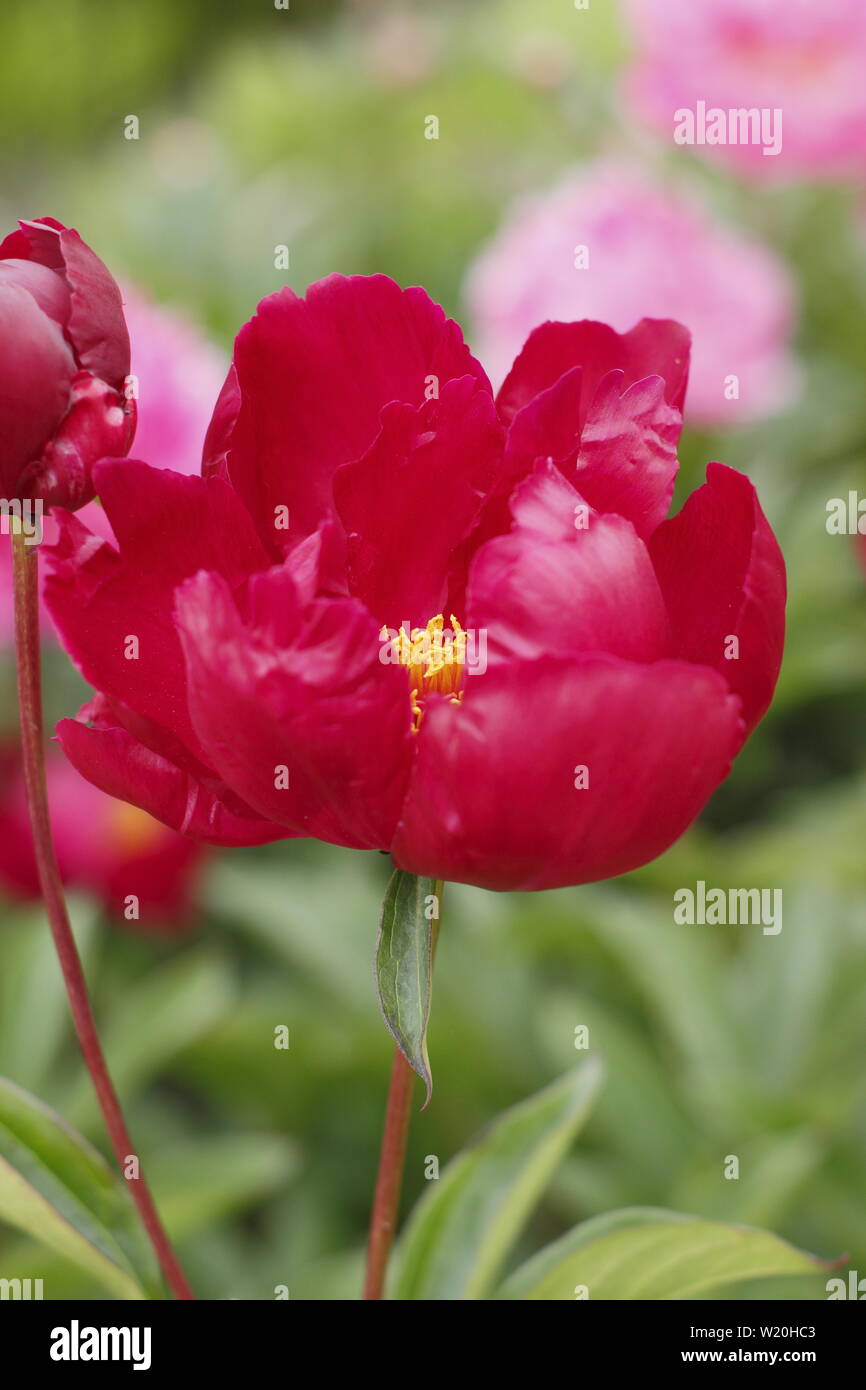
384 613 466 731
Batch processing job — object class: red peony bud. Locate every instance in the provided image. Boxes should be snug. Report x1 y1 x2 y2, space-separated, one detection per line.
0 217 135 511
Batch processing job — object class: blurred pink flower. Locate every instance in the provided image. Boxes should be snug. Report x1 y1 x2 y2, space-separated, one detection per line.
0 741 203 929
120 287 226 476
464 161 798 426
622 0 866 181
0 288 226 645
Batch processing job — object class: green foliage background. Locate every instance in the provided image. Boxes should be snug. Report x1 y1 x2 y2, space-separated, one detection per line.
1 0 864 1300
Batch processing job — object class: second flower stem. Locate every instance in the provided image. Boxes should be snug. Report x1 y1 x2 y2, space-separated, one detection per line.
11 531 194 1301
362 1046 417 1300
363 896 442 1300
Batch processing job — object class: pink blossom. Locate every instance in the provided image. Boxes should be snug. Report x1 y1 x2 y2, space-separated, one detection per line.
0 741 203 929
120 287 227 479
464 162 798 425
622 0 866 181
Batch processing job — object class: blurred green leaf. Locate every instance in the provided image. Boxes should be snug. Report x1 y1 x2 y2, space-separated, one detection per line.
672 1132 823 1230
0 1077 156 1300
577 889 744 1127
374 871 440 1104
538 992 694 1191
499 1207 828 1300
69 950 234 1127
206 856 379 1011
393 1056 603 1300
145 1133 299 1242
0 897 96 1094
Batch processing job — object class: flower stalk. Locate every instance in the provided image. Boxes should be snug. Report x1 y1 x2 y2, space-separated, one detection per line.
362 1046 417 1300
364 881 442 1299
11 529 194 1301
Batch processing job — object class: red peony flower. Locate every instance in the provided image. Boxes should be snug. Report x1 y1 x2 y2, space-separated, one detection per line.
44 276 785 891
0 218 135 510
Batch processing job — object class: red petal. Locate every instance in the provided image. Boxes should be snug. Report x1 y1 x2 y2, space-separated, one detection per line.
392 654 743 891
571 370 681 537
467 462 670 665
18 219 130 388
0 282 74 495
649 463 786 733
444 367 588 611
21 372 135 511
496 317 690 423
201 364 240 478
334 376 503 628
224 274 490 552
0 258 70 325
57 713 286 847
42 460 269 758
175 569 415 850
448 361 681 613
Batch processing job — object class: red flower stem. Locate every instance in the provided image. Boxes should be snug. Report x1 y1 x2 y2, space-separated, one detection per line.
11 531 194 1302
362 1045 416 1301
363 906 441 1300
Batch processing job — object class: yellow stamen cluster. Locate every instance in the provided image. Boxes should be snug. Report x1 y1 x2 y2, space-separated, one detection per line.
383 614 467 731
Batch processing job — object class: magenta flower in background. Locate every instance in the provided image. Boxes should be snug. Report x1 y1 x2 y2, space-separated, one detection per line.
119 286 227 479
464 161 798 426
622 0 866 182
44 275 785 892
0 743 203 929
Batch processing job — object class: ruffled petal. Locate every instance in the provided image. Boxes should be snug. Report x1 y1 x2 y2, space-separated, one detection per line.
448 328 687 607
392 653 743 891
334 375 503 627
467 461 670 665
42 460 269 757
57 708 286 847
572 370 681 537
502 366 682 538
175 568 415 850
222 274 490 551
496 317 690 423
648 462 786 732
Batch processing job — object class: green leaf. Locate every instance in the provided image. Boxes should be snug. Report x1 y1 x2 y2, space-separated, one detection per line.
374 870 440 1105
0 897 96 1094
392 1056 604 1300
498 1207 829 1300
0 1077 157 1300
144 1133 299 1241
205 856 380 1012
69 950 233 1128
